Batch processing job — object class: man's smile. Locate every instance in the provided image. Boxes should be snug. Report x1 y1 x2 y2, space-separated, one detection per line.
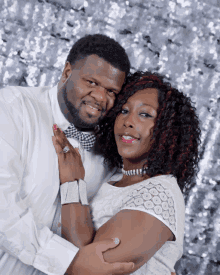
81 101 105 119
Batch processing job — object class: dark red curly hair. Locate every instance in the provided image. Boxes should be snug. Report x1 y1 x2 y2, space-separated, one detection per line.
95 71 201 195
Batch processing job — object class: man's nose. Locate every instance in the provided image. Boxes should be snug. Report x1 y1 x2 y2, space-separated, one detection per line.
91 86 107 103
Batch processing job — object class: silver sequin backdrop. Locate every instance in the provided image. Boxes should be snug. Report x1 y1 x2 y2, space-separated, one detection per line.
0 0 220 274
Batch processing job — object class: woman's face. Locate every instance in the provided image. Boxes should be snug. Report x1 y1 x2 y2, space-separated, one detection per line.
114 88 159 163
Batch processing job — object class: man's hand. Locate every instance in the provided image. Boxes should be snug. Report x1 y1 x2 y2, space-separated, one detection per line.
66 238 135 275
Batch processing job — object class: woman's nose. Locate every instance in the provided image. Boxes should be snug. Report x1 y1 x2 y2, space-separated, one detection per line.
123 114 135 128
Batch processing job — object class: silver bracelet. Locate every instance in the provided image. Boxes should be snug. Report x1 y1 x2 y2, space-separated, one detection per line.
60 181 79 205
60 180 89 206
78 179 89 205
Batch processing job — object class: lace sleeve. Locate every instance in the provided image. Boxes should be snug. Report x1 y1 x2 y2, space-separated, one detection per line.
121 179 177 237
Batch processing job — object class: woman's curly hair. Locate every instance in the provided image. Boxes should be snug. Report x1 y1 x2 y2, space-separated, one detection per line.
95 71 201 195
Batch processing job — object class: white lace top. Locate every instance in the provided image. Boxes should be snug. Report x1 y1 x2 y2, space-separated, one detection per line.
90 175 185 275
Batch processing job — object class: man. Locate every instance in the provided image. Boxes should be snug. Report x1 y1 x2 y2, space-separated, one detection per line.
0 34 133 275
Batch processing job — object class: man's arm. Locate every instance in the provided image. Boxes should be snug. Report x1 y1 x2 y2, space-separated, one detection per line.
0 89 78 275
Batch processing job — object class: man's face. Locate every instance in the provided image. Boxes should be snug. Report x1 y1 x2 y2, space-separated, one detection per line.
59 55 126 130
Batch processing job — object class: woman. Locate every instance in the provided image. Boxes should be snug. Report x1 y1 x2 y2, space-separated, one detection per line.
52 71 201 274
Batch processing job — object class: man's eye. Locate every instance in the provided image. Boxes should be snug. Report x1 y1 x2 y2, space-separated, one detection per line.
87 80 96 86
107 90 116 96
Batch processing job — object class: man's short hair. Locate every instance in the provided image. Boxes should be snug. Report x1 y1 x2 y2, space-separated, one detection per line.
66 34 130 77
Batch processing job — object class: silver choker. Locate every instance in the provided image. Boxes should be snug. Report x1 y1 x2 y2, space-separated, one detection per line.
122 165 148 176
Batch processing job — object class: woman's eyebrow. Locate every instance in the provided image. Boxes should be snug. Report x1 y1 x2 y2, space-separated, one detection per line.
126 101 157 110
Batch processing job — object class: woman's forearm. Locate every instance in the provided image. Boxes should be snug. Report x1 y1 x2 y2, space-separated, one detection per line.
61 203 95 248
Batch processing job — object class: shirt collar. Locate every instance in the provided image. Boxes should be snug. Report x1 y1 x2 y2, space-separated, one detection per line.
49 85 70 131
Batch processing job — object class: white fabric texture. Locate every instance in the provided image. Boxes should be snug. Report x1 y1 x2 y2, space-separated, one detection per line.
90 175 185 275
0 85 115 275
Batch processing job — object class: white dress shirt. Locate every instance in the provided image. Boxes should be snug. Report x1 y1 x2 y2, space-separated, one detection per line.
0 85 115 275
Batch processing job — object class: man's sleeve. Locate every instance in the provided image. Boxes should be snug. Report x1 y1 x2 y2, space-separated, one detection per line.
0 90 78 275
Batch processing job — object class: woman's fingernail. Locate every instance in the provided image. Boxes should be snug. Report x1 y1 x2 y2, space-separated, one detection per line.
113 238 120 245
53 124 57 131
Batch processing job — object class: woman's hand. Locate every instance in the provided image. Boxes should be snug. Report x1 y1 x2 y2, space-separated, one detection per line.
52 124 85 184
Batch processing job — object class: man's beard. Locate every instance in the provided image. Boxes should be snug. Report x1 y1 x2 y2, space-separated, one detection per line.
63 86 104 130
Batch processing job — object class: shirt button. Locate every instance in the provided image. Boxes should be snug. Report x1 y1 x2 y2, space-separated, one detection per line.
58 222 61 227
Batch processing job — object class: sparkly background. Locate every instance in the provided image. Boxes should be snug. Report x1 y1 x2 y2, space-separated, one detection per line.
0 0 220 274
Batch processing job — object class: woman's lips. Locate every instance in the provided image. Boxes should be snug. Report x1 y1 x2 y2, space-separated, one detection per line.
121 136 138 143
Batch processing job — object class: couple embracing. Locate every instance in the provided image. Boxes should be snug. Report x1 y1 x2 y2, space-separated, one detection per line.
0 34 200 275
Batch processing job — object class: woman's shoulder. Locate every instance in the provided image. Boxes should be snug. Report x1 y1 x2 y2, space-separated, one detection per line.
133 175 185 214
120 174 185 241
140 175 184 202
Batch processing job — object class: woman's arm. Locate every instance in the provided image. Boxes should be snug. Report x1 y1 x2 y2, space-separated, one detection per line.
61 203 95 248
94 209 173 273
52 126 95 248
53 126 135 275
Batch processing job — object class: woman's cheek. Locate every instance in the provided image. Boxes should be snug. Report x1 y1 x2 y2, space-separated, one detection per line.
114 116 122 132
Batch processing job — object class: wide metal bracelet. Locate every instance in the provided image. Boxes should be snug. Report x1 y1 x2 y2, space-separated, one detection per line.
60 181 79 205
78 179 89 205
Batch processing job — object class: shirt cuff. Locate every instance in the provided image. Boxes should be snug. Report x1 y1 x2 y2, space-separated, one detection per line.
33 234 79 275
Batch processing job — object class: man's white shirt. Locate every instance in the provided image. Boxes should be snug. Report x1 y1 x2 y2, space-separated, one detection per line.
0 85 115 275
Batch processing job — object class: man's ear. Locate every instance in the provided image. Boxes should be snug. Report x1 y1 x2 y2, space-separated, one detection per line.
61 62 72 84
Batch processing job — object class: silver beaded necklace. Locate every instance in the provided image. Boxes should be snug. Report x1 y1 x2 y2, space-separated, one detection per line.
122 165 148 176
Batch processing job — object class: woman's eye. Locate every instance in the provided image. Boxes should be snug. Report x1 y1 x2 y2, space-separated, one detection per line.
121 109 128 114
140 113 153 118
